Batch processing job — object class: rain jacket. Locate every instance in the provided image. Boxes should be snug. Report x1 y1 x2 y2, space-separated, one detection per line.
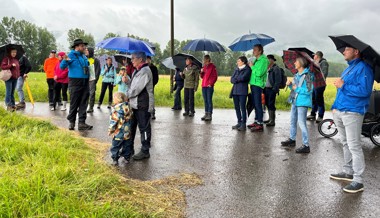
174 69 184 87
289 68 314 107
19 56 31 77
250 55 269 88
115 70 130 93
182 64 200 90
60 50 89 79
319 58 329 79
200 63 218 87
44 57 59 79
100 64 116 84
1 56 20 79
230 65 252 96
127 63 154 112
108 102 132 141
266 63 282 93
331 58 374 115
54 60 69 84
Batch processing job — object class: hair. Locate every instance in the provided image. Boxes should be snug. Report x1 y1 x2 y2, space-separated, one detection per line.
204 54 211 61
132 51 147 62
296 56 309 68
254 44 264 54
106 57 112 61
147 56 152 60
238 56 248 65
186 57 193 62
315 51 323 58
87 47 95 58
113 92 128 104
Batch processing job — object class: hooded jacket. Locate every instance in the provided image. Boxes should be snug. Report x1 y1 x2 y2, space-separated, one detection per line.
60 50 89 79
87 47 101 83
182 64 200 90
44 57 59 79
200 63 218 87
108 102 132 140
101 64 116 84
1 56 20 79
54 60 69 84
289 68 314 107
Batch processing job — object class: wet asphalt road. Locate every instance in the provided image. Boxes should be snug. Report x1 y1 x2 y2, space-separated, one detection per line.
22 103 380 218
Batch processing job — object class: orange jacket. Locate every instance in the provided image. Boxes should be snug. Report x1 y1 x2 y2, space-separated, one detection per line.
44 57 59 78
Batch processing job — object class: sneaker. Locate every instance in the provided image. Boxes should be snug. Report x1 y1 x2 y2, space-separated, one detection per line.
247 122 258 129
78 122 93 130
132 151 150 160
68 122 75 131
6 106 15 112
251 123 264 132
237 124 246 131
307 114 316 120
316 117 323 123
50 107 55 111
232 123 241 130
281 138 296 147
111 159 119 166
97 104 101 109
329 172 354 182
87 108 94 113
201 114 207 121
15 102 26 110
295 145 310 153
343 182 364 193
183 112 189 116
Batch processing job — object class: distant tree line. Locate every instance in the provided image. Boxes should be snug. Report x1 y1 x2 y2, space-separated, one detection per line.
1 17 346 76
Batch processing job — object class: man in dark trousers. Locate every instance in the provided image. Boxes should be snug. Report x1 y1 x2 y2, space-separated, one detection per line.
86 47 101 113
15 54 32 110
147 56 159 120
60 39 93 131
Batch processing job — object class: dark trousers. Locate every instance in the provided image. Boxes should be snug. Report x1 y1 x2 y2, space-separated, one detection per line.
98 82 113 105
233 95 247 124
110 139 133 160
88 80 97 109
67 79 89 123
47 78 56 105
202 87 214 113
251 85 264 123
129 109 151 154
311 86 326 118
264 88 277 111
173 85 183 109
53 82 68 107
184 88 195 113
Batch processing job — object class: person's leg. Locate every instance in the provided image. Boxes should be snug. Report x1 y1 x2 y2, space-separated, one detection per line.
132 109 151 160
233 95 242 124
67 85 81 125
110 139 123 160
129 112 138 155
202 87 207 113
47 78 55 106
184 88 189 114
78 83 90 124
333 111 352 173
289 104 298 141
10 79 17 107
174 86 182 109
108 83 113 106
253 86 264 123
88 80 96 111
120 139 132 160
52 82 62 110
5 79 12 107
316 86 326 119
62 83 68 102
267 88 276 111
98 82 107 105
189 88 195 115
239 95 247 125
208 87 214 114
16 77 25 103
297 106 309 146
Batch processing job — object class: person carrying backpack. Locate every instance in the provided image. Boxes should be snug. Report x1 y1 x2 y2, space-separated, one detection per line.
264 55 283 126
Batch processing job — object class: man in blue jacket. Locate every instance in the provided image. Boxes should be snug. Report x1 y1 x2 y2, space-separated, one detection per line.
329 46 374 193
60 39 93 131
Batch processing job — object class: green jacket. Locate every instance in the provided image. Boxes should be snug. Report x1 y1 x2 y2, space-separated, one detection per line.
182 64 200 90
249 55 269 88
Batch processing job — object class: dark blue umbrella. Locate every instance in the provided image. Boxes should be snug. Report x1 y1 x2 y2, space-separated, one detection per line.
96 37 155 56
183 38 226 52
229 33 275 51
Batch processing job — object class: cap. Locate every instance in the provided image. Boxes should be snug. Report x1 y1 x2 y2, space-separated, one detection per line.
51 50 57 53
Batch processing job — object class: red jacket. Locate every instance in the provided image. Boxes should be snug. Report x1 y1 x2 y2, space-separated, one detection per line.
1 56 20 79
54 61 69 84
200 63 218 87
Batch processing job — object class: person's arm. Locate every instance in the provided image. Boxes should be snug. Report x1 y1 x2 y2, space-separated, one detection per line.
209 66 218 86
320 61 329 79
60 59 71 70
108 110 119 135
1 58 11 70
194 67 200 91
24 57 32 74
340 66 374 98
94 58 101 83
240 67 252 82
43 59 48 73
273 67 282 92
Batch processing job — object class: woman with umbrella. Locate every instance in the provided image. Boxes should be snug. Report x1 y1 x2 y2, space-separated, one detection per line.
1 46 20 111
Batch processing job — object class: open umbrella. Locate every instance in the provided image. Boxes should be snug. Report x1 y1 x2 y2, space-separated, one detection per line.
288 47 314 59
329 35 380 82
96 37 155 56
183 38 226 52
283 50 326 88
0 44 25 61
162 53 202 71
114 54 131 65
229 33 275 51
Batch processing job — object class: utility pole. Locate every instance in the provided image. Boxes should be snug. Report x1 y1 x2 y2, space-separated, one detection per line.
170 0 174 93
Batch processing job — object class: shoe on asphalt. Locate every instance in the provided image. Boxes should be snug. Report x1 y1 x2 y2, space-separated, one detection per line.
204 113 212 121
132 151 150 160
237 124 246 131
188 112 194 117
247 122 258 129
296 145 310 153
343 182 364 193
232 123 241 130
172 107 182 111
263 119 271 124
151 115 156 120
201 113 207 121
329 172 354 182
68 122 75 131
50 107 55 111
107 104 112 109
15 102 26 110
87 108 94 113
58 102 63 106
111 158 119 166
281 138 296 147
251 123 264 132
78 122 93 130
6 106 15 112
97 104 101 109
316 117 323 123
307 114 316 120
183 112 189 116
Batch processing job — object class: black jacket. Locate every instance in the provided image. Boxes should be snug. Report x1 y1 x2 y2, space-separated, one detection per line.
149 63 159 87
267 64 282 93
19 55 32 77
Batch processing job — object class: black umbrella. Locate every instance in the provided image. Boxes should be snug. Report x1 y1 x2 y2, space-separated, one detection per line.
162 53 202 71
0 44 25 61
288 47 314 58
114 54 131 65
329 35 380 82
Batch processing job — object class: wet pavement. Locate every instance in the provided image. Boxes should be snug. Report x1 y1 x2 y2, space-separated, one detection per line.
22 103 380 218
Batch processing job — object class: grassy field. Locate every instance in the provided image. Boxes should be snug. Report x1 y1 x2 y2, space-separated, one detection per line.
1 73 379 110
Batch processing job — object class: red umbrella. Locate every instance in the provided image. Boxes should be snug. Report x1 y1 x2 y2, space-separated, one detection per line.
282 50 326 88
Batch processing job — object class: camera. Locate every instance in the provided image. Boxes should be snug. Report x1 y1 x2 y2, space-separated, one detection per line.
83 66 89 75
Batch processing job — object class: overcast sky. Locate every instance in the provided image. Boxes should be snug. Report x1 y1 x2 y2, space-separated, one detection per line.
1 0 379 62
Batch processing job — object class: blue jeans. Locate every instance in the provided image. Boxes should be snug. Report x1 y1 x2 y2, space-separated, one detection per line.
5 78 17 107
16 77 25 103
233 95 247 125
311 86 326 118
173 85 183 109
110 139 133 160
202 87 214 113
250 85 264 123
289 104 309 146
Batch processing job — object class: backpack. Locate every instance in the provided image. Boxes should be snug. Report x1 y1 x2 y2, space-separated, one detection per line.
279 67 287 89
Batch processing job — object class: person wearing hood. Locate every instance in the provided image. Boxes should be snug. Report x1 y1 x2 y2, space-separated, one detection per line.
98 57 116 109
281 56 314 154
86 47 101 113
1 47 20 111
200 55 218 121
114 66 130 93
52 52 69 111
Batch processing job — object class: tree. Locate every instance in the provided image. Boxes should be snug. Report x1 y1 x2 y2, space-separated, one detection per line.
67 28 95 49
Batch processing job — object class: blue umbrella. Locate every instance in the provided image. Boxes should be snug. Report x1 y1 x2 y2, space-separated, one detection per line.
183 38 226 52
96 37 155 56
229 33 275 51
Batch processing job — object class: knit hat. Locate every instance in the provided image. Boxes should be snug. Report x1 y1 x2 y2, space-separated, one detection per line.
57 52 66 57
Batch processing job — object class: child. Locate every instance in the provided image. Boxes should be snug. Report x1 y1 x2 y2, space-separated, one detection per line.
114 66 130 94
108 92 133 165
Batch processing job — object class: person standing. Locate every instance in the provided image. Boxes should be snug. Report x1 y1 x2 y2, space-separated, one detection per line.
114 66 130 93
247 44 269 132
86 47 101 113
200 55 218 121
98 57 116 109
44 50 60 109
60 39 93 131
1 47 20 112
147 56 159 120
52 52 69 111
15 54 31 110
329 46 374 193
181 58 200 117
264 55 282 126
126 51 154 160
307 51 329 123
171 68 184 110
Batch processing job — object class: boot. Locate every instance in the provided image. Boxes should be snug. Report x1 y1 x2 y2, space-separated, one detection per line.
204 112 212 121
87 106 94 113
266 110 276 126
68 122 75 131
201 113 207 121
78 122 93 130
263 116 271 124
15 102 26 110
61 101 67 111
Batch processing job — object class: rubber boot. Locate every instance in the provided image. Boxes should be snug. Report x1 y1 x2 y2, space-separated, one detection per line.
266 110 276 126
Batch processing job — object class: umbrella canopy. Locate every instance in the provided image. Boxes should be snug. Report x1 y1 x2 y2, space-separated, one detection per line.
97 54 118 68
229 33 275 51
114 54 131 65
329 35 380 82
183 38 226 52
282 50 326 88
288 47 314 59
162 53 202 71
0 44 25 61
96 37 155 56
